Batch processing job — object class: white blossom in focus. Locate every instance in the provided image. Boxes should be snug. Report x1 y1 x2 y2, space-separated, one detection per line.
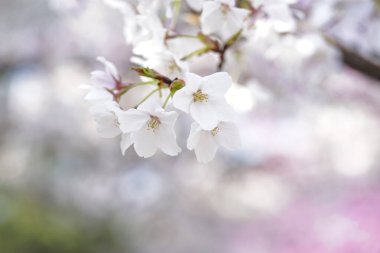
201 0 250 40
187 121 241 163
173 72 235 130
117 98 181 158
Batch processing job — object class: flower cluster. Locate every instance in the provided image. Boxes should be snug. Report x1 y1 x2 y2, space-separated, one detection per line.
84 0 300 162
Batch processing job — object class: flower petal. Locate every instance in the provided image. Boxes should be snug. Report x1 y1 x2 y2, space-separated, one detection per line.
84 87 113 103
91 71 115 89
190 98 235 130
117 109 149 133
93 113 121 138
194 131 219 163
156 126 181 156
185 0 205 11
133 128 157 158
201 2 225 35
120 133 133 155
137 96 163 114
190 102 220 130
212 99 236 122
97 56 119 80
155 110 178 129
187 122 202 150
185 72 203 93
215 122 241 149
221 8 248 39
265 4 296 33
172 89 193 113
202 72 232 97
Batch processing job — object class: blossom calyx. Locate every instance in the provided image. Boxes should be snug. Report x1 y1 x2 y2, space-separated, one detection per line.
131 67 172 85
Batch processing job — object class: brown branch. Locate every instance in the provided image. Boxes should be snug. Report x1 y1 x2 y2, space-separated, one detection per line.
324 35 380 82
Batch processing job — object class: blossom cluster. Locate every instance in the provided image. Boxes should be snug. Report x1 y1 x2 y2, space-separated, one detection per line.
84 0 301 162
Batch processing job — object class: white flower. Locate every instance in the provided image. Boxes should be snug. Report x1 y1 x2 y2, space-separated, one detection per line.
88 101 122 138
166 37 205 60
132 50 189 79
84 86 113 105
137 0 172 17
173 72 235 130
117 98 181 158
120 133 133 155
251 0 296 33
87 99 133 155
91 56 121 89
201 0 250 40
187 121 241 163
132 14 167 58
103 0 138 44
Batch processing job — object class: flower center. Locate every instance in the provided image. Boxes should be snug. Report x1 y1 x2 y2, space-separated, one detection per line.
168 60 179 73
147 116 160 130
193 89 209 103
211 126 219 136
220 3 230 15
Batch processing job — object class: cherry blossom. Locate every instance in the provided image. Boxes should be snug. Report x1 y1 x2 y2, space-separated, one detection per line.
88 101 121 138
173 72 235 130
187 121 241 163
84 86 113 105
185 0 206 12
90 56 121 89
117 98 181 158
103 0 138 44
84 0 299 163
132 50 189 79
132 14 167 57
201 0 250 40
251 0 297 32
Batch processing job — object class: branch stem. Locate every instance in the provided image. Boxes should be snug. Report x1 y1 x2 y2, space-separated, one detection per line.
162 93 172 108
135 88 160 108
117 80 158 98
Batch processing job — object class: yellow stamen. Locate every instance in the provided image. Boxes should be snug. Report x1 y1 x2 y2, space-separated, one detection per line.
211 126 219 136
193 89 209 103
147 116 160 130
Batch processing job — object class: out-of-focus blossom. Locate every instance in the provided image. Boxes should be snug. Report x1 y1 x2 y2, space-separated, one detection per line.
201 0 250 40
132 50 189 79
88 101 121 138
91 56 121 89
252 0 297 32
84 86 113 104
185 0 206 12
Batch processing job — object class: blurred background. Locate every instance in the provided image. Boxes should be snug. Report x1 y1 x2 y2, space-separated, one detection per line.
1 0 380 252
